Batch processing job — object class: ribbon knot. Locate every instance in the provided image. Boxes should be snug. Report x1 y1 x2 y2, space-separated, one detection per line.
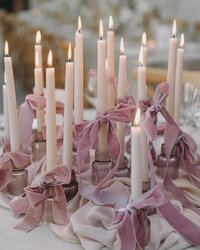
11 165 70 232
114 185 166 250
96 113 109 124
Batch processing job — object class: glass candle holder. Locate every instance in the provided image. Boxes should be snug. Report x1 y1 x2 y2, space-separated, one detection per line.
142 179 150 193
156 143 179 180
7 169 28 196
72 147 90 174
115 156 130 178
42 187 55 225
62 170 78 202
31 130 46 163
143 209 151 248
92 150 113 185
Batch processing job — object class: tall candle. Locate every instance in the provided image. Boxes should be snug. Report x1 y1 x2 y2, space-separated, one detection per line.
63 43 74 167
97 20 107 153
174 34 185 124
4 41 20 152
131 109 142 199
46 50 57 171
35 30 43 68
34 52 45 131
74 16 84 124
137 46 149 183
166 20 177 117
107 16 115 108
137 46 146 100
142 32 148 67
3 81 9 137
116 38 126 161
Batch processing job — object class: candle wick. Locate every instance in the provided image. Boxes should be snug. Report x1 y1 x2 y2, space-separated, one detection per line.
172 34 176 38
138 62 143 67
78 29 81 33
100 36 103 40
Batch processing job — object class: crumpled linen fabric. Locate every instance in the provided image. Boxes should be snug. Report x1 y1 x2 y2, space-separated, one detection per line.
50 171 200 250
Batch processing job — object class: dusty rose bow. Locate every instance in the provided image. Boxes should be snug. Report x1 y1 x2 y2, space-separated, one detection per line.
18 94 46 154
18 94 64 154
0 152 30 191
74 100 136 170
114 185 166 250
11 165 70 232
0 136 11 153
139 82 179 141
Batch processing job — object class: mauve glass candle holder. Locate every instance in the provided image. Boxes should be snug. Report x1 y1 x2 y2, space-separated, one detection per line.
156 143 179 180
115 156 130 178
92 150 113 185
62 170 78 202
7 168 28 196
42 187 55 225
31 130 46 163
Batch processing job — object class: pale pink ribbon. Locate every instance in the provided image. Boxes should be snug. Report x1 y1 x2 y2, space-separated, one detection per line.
114 185 166 250
0 136 11 153
139 82 200 213
0 152 30 191
18 94 64 154
10 165 70 232
74 96 136 205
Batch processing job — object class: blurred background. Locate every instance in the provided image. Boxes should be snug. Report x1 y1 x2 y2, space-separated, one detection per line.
1 0 200 117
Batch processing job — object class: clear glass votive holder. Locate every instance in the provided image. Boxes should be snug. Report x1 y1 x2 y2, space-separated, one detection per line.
7 169 28 196
115 156 130 178
62 170 78 202
31 130 46 163
92 150 113 185
42 187 55 225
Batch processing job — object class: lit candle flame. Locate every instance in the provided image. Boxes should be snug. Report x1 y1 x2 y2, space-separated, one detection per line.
109 16 113 29
172 20 176 38
78 16 82 32
138 46 144 66
142 32 147 46
68 43 72 61
99 19 104 39
120 37 125 55
4 41 9 56
47 50 53 67
35 51 39 68
36 30 41 44
134 109 140 126
180 33 184 48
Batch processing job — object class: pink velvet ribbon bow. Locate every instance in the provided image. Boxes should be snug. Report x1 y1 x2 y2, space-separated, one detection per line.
0 136 11 153
0 152 30 191
18 93 64 154
74 96 136 204
11 165 70 232
114 185 166 250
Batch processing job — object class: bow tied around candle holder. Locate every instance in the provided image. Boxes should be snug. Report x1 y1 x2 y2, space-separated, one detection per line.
113 185 166 250
11 165 71 232
0 136 11 153
0 152 30 192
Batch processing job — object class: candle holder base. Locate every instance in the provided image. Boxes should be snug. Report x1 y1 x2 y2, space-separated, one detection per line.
31 130 46 163
62 170 78 202
42 187 55 225
115 156 130 178
6 169 28 196
142 179 150 193
72 148 90 173
92 150 113 185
